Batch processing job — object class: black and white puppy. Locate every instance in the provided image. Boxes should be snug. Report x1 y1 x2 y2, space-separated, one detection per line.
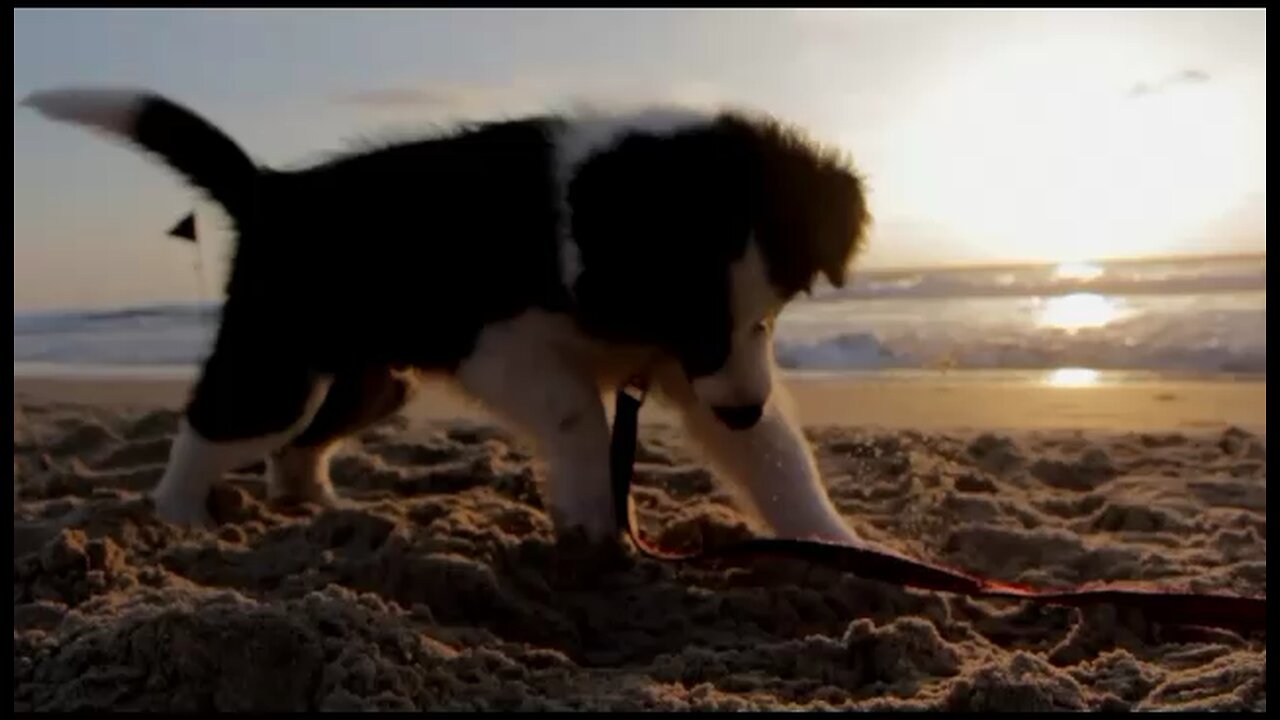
22 88 871 545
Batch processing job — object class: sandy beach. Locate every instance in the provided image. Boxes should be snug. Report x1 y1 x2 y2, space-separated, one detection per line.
13 370 1267 711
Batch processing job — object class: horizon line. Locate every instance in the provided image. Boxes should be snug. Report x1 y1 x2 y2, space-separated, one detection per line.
855 249 1267 276
13 249 1265 316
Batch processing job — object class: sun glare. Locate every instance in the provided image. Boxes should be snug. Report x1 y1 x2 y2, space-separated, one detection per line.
891 35 1256 264
1045 367 1101 387
1037 292 1126 331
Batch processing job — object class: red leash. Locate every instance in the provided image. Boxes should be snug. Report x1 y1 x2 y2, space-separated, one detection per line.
609 379 1266 636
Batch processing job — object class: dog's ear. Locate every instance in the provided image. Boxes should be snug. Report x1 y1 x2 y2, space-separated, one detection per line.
821 260 849 289
815 168 870 289
736 112 871 295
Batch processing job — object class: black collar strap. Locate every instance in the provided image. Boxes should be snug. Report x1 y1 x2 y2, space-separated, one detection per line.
608 380 1266 636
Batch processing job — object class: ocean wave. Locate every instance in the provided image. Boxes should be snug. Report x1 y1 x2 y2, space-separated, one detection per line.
774 330 1266 374
14 317 1266 375
13 303 218 336
11 256 1267 375
820 259 1266 301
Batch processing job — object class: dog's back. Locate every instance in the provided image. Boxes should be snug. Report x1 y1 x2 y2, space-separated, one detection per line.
239 119 573 372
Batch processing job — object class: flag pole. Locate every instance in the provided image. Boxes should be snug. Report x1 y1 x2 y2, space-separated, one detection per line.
166 211 208 315
192 242 208 310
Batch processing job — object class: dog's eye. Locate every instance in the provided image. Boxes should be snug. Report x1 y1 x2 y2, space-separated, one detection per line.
752 318 773 335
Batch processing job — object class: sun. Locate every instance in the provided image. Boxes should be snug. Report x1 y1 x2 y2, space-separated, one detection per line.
889 35 1256 264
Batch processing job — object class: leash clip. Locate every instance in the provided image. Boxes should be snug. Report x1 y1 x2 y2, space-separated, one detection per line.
622 372 651 405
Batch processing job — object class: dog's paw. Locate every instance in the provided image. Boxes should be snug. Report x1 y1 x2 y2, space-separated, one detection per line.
801 518 867 548
267 482 341 509
549 504 622 545
548 527 633 590
149 488 215 529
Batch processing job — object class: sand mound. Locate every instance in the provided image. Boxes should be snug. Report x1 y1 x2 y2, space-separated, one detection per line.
13 403 1266 711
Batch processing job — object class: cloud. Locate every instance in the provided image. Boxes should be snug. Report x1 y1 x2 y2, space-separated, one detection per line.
334 84 523 113
336 88 462 108
1127 68 1211 98
331 78 575 121
331 76 735 126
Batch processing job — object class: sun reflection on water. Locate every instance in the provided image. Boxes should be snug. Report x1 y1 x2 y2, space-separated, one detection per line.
1038 292 1126 331
1044 367 1101 387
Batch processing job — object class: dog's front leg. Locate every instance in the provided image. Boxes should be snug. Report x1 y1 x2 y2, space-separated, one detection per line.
658 367 861 545
457 314 618 543
536 401 616 542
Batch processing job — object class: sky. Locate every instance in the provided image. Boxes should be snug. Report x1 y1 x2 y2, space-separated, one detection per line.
12 8 1268 311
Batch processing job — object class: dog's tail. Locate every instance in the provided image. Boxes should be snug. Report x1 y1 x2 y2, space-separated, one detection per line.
22 88 260 224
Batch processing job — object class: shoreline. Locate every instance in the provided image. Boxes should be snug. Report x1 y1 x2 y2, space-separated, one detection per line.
14 365 1266 435
14 361 1268 387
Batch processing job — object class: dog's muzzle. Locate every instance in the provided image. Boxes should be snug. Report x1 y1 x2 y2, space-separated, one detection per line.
712 404 764 430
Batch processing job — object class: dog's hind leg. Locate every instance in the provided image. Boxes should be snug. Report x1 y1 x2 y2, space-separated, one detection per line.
267 366 420 505
654 362 862 545
151 348 332 527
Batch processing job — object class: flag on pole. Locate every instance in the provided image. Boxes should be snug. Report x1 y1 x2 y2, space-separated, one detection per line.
167 210 209 308
167 212 197 243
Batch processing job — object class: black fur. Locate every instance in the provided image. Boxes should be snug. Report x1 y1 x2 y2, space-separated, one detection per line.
44 96 870 445
288 367 414 449
189 117 571 441
567 113 869 378
131 95 260 223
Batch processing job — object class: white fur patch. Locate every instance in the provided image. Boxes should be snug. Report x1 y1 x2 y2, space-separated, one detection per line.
658 364 862 545
551 106 713 294
457 309 626 540
21 87 149 137
150 376 334 527
692 240 784 409
554 106 711 175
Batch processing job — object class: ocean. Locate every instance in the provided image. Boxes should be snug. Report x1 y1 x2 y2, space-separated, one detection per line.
13 254 1266 381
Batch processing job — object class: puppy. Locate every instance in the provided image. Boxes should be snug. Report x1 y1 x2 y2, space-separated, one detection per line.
22 88 871 546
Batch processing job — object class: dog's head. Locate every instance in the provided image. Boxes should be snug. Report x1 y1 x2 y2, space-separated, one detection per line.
567 110 870 429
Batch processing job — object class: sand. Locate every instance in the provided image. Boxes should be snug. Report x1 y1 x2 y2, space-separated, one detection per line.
12 372 1267 711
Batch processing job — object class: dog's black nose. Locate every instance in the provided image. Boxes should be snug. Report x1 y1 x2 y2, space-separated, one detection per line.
712 404 764 430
